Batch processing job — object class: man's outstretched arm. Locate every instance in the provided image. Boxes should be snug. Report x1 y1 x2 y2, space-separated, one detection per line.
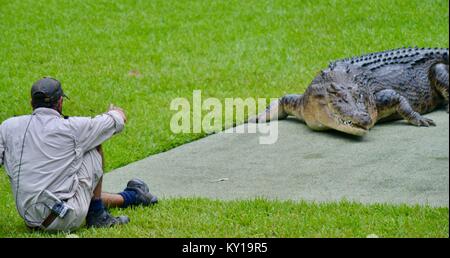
71 104 128 153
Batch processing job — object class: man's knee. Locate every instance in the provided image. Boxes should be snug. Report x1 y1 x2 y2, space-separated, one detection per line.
83 149 103 172
79 148 103 193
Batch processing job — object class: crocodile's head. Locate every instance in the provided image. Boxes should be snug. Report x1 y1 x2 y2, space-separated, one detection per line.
303 69 377 136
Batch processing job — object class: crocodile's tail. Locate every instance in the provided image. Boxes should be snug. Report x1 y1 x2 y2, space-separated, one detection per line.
248 94 303 123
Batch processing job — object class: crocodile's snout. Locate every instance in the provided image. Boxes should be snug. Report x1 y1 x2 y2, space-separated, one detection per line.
353 113 372 130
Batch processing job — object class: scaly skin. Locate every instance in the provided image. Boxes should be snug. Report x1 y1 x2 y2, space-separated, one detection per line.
250 47 449 136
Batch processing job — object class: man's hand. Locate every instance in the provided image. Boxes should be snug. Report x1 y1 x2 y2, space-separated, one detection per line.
109 104 127 123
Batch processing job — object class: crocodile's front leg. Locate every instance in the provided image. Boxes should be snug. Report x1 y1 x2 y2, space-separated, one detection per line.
375 89 436 126
430 63 449 112
248 94 303 123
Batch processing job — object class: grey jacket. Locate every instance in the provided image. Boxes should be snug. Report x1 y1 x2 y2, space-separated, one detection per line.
0 108 124 222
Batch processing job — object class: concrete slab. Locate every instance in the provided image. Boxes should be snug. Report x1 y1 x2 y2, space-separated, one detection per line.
104 110 449 207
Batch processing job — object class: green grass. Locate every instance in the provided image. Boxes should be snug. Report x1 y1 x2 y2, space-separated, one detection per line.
0 172 448 238
0 0 448 237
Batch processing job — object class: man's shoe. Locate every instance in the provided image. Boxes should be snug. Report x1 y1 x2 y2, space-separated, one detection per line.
126 178 150 193
86 208 130 228
124 178 158 206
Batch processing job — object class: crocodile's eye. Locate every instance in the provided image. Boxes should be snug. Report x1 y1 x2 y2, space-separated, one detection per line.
328 89 344 98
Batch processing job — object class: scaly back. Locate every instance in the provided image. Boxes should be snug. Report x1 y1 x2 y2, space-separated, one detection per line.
329 47 449 72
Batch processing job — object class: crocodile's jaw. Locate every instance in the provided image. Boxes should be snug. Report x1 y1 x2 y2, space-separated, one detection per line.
322 110 371 136
307 118 369 136
329 110 376 136
303 100 372 136
333 122 369 136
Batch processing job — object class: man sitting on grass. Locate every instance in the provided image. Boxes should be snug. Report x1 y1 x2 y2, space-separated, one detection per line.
0 77 158 231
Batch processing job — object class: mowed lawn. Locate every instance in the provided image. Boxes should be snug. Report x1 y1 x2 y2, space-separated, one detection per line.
0 0 448 237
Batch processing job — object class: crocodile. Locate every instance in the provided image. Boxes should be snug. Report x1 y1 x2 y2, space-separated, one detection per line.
250 47 449 136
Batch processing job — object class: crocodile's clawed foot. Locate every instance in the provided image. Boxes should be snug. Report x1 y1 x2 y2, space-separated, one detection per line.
410 116 436 127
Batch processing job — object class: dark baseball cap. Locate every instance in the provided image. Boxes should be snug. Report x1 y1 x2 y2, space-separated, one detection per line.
31 77 68 105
